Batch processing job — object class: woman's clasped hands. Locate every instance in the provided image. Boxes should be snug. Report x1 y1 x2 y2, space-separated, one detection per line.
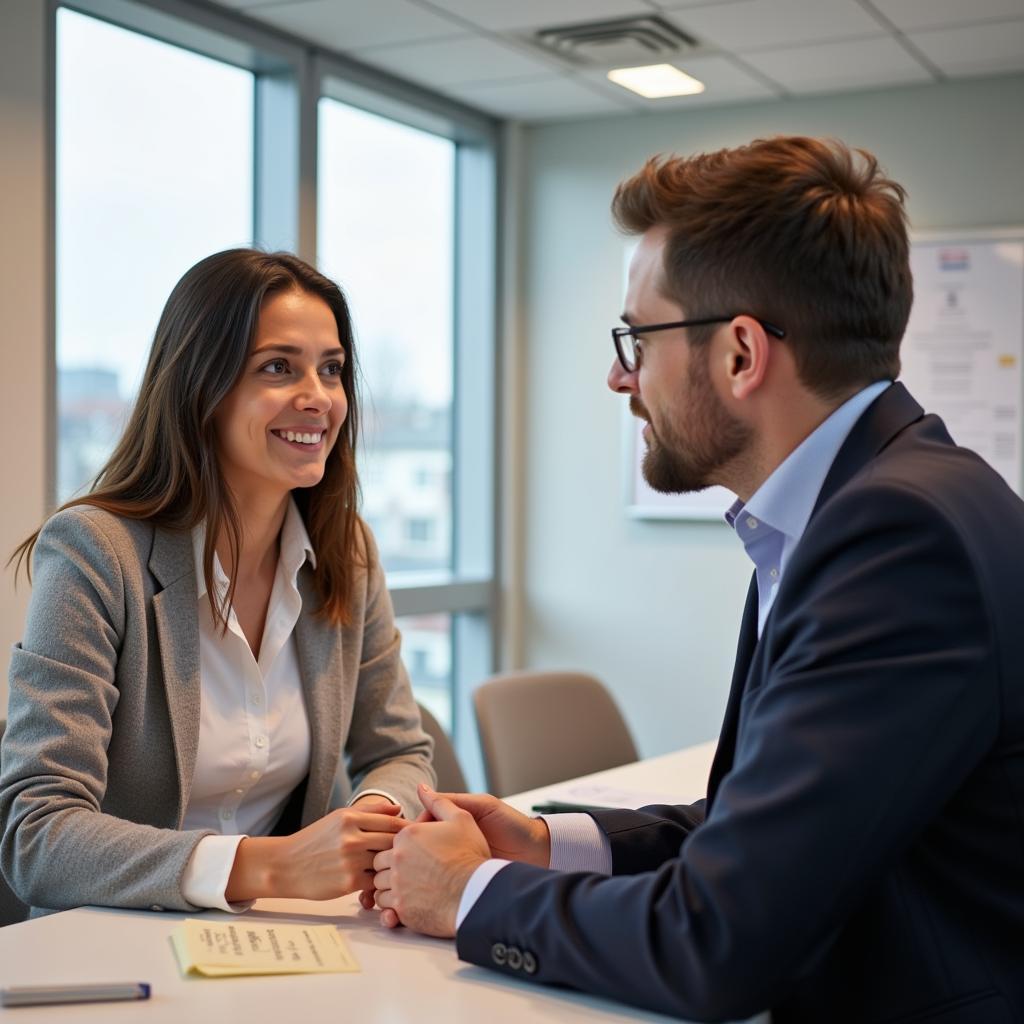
226 796 410 905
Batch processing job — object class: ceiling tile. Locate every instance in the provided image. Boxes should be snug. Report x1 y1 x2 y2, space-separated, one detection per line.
908 18 1024 75
244 0 463 50
871 0 1024 32
741 35 933 93
589 52 779 106
418 0 658 33
661 0 884 50
350 35 558 86
442 74 634 120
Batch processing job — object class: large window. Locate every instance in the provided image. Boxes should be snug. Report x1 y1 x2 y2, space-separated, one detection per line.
55 8 254 501
317 93 493 750
318 99 455 574
52 2 496 777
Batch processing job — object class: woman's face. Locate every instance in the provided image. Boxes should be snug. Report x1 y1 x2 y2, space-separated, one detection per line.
214 288 348 506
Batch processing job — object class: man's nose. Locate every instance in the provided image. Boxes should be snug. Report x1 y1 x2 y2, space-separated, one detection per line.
607 357 637 395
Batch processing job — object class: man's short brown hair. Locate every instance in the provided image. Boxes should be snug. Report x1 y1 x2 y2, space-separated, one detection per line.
612 137 912 398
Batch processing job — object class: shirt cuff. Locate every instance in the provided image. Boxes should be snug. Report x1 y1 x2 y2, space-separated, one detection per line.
455 859 511 930
543 813 613 874
181 834 255 913
349 789 402 809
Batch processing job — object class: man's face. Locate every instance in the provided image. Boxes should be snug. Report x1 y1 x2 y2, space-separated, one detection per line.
610 226 750 494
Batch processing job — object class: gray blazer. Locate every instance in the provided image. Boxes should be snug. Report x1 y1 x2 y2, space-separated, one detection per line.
0 505 434 915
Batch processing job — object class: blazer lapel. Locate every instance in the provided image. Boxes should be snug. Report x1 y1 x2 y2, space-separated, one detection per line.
294 567 343 824
707 572 759 809
149 526 202 820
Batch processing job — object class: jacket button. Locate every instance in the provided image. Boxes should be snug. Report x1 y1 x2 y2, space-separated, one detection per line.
150 905 164 912
506 946 523 971
491 942 507 966
522 951 537 975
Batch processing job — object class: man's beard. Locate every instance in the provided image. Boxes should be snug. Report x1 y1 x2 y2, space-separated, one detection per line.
632 353 750 494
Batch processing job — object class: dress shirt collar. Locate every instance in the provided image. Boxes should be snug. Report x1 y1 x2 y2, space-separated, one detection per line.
726 379 892 548
191 496 316 600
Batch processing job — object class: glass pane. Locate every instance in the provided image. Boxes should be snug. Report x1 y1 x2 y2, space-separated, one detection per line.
317 99 455 573
397 613 453 732
56 9 254 501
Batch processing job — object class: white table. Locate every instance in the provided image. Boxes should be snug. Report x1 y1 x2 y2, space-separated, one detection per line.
0 742 765 1023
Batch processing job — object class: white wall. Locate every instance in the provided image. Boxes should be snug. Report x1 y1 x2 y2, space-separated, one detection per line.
0 0 48 715
512 75 1024 758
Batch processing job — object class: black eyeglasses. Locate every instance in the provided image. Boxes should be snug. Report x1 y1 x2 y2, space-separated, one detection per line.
612 316 786 373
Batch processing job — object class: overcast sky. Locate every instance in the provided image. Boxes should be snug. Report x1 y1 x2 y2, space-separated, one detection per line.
57 8 454 410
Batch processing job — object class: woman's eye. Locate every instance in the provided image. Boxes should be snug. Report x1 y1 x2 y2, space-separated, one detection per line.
262 359 288 375
322 360 344 377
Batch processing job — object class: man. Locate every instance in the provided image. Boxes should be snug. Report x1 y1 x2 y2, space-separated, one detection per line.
373 137 1024 1022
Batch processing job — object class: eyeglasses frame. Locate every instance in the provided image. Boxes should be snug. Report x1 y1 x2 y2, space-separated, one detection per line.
612 316 786 373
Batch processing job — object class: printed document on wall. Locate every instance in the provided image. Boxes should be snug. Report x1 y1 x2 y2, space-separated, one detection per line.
902 234 1024 494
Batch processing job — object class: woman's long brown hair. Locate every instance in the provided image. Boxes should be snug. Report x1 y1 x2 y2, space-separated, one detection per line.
11 248 367 626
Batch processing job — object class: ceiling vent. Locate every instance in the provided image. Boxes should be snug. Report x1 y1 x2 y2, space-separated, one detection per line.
531 15 700 69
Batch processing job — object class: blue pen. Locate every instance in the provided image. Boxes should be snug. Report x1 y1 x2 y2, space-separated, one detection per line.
0 982 151 1008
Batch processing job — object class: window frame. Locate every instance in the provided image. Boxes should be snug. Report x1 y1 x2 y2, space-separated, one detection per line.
49 0 501 782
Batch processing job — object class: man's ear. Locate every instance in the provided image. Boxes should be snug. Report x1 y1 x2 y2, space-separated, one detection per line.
721 316 771 400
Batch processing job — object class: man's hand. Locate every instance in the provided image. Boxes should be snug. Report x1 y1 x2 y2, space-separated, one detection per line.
372 785 491 937
416 784 551 868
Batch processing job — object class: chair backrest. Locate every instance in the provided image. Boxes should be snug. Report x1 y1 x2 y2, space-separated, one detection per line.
417 702 468 794
473 671 638 797
0 718 30 926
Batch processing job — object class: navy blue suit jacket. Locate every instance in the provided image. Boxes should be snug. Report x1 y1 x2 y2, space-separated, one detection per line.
457 384 1024 1023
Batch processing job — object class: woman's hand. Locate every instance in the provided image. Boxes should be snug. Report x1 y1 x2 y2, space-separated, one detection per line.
225 798 408 902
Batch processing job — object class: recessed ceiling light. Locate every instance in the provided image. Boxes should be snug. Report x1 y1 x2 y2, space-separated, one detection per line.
607 63 705 99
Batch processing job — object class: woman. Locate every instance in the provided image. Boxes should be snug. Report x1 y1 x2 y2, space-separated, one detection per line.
0 249 434 915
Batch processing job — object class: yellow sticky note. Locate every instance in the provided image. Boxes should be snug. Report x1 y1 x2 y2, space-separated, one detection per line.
172 918 360 978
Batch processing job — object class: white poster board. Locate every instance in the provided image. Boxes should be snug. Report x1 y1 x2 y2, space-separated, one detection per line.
626 228 1024 519
900 229 1024 494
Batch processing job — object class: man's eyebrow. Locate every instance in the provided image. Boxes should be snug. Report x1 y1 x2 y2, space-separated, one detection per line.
250 344 345 358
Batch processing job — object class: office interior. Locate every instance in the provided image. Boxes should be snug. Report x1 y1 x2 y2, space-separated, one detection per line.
2 0 1023 791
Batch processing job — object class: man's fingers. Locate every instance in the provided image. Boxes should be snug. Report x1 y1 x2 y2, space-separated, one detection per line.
373 848 394 872
426 794 464 824
380 908 401 929
373 868 391 891
443 792 493 816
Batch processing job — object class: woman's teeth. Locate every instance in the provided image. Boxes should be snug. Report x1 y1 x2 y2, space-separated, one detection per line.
274 430 322 444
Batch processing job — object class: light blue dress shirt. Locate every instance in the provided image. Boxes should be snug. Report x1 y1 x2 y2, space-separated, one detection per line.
456 379 894 929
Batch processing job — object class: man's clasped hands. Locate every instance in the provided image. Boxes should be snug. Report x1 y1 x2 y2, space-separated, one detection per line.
362 785 552 938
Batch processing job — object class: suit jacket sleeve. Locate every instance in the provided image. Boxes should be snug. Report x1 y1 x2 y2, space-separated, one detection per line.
590 799 706 874
340 526 435 818
0 510 213 913
456 481 999 1021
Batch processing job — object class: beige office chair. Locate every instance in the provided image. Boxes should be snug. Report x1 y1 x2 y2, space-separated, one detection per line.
0 718 30 926
473 671 638 797
417 702 468 794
